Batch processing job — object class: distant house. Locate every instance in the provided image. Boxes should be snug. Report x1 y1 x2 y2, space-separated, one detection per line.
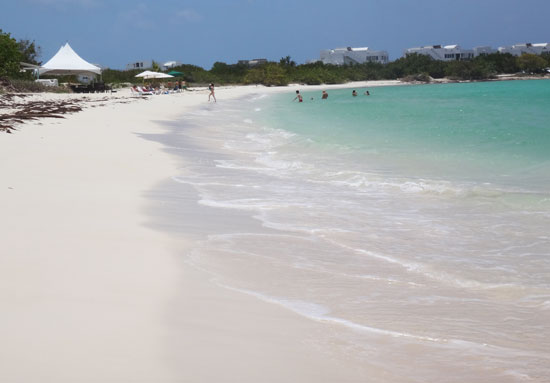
77 74 93 84
320 47 389 65
79 63 106 83
238 58 268 67
404 45 473 61
125 60 152 71
162 61 182 70
473 46 497 57
498 43 550 56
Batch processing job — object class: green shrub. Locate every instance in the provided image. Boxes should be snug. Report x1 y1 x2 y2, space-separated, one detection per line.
0 30 23 78
517 53 548 73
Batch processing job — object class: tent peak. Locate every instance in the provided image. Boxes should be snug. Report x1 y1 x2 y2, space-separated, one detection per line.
39 42 101 76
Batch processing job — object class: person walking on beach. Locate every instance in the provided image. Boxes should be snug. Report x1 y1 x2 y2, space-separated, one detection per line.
322 90 328 99
208 83 216 102
293 90 303 103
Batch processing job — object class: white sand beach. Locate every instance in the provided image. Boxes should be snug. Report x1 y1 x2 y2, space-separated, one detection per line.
5 79 547 382
3 0 550 378
0 85 385 382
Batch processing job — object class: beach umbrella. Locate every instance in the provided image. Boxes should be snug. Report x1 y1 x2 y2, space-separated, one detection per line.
135 71 174 79
167 70 184 77
135 70 156 79
152 72 174 79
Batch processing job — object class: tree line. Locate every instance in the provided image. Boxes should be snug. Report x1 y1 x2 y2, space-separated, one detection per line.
0 29 41 79
2 29 549 88
101 52 550 86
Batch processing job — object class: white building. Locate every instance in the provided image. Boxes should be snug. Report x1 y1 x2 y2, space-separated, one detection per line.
162 61 182 70
473 46 497 57
404 45 474 61
125 60 152 71
77 74 93 84
320 47 389 65
498 43 550 56
238 58 268 67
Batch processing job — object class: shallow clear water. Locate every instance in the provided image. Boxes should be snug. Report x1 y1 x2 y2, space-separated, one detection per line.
159 80 550 382
264 81 550 192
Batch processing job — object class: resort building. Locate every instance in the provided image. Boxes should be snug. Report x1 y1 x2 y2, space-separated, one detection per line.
238 58 268 67
498 43 550 56
473 46 497 57
125 60 152 71
320 47 389 65
125 60 182 71
404 45 474 61
162 61 182 70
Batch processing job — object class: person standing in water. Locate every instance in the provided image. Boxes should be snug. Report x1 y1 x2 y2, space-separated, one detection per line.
352 90 358 97
322 90 328 99
293 90 303 102
208 83 216 102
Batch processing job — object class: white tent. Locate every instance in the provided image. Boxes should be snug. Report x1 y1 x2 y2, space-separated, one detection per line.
39 43 101 76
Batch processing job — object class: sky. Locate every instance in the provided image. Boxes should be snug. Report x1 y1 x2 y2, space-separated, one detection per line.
1 0 549 70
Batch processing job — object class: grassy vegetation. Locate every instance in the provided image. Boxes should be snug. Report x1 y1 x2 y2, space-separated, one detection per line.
0 78 70 94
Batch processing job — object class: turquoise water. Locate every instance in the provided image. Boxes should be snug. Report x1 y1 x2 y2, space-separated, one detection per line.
161 80 550 381
262 80 550 191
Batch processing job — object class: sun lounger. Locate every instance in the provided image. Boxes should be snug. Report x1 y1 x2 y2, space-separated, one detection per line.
136 86 153 96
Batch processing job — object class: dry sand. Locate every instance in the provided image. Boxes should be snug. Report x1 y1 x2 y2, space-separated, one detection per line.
0 85 385 382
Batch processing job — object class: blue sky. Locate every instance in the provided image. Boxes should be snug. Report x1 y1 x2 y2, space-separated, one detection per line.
1 0 549 69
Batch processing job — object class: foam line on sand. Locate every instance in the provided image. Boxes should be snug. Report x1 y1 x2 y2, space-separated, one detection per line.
0 87 369 382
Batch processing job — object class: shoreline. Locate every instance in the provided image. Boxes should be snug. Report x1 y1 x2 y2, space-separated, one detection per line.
0 87 366 382
142 82 550 382
1 79 548 382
